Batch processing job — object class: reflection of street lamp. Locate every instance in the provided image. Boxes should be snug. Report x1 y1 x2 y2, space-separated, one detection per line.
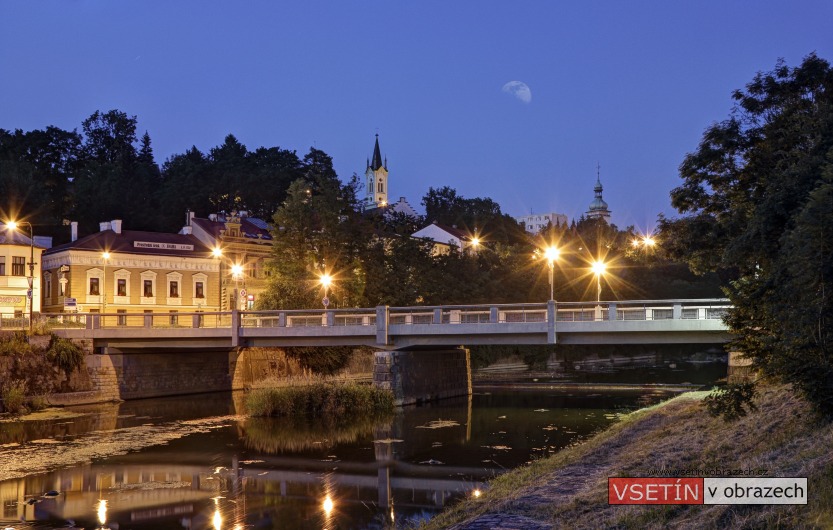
591 260 607 302
544 246 559 301
6 220 35 332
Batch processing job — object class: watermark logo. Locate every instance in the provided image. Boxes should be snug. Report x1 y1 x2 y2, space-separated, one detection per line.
609 477 807 505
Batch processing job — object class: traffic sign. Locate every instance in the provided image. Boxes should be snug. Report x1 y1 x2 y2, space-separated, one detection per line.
322 297 330 307
240 288 247 297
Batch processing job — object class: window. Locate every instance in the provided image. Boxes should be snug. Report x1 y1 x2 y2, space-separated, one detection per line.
90 277 100 295
12 257 25 276
144 280 153 297
44 272 52 299
169 281 179 297
377 179 384 193
195 281 205 299
0 257 5 275
117 279 127 297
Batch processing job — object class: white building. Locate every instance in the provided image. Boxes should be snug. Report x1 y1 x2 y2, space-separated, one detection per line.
364 134 389 209
0 224 47 317
517 212 568 234
412 222 477 255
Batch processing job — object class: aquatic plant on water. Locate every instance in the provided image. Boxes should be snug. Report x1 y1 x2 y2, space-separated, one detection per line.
246 379 395 417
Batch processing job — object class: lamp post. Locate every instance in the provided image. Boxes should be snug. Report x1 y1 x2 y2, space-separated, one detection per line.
320 274 332 309
544 246 559 301
231 263 244 310
7 221 35 333
591 260 607 302
102 251 110 316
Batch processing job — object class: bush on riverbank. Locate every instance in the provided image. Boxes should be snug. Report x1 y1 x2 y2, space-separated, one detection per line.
423 382 833 529
246 376 395 417
0 379 27 414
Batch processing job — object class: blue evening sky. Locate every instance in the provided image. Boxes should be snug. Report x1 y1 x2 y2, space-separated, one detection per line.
2 2 831 229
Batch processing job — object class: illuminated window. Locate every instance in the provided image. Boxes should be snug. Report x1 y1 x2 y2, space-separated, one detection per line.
11 257 25 276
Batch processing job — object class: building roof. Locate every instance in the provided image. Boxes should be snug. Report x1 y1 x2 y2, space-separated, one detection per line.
45 229 214 258
0 228 46 249
190 216 272 241
414 222 473 242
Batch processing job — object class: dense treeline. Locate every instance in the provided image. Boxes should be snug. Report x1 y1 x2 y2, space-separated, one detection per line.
0 109 308 238
1 108 721 310
662 54 833 416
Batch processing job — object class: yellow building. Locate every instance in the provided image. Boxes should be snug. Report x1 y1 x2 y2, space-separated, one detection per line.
185 210 273 310
41 220 220 316
0 225 46 318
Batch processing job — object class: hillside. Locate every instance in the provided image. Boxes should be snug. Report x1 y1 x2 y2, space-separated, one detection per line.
424 383 833 529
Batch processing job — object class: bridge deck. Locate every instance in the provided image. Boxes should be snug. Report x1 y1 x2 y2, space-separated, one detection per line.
37 299 732 350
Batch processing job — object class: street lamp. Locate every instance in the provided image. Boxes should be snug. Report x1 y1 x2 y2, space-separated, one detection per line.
6 220 35 333
591 260 607 302
320 273 332 308
544 246 560 301
230 263 244 310
102 251 110 316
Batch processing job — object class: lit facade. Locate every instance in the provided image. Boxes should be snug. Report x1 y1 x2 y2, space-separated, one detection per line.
516 212 568 234
0 226 46 316
41 220 220 315
412 222 477 255
186 211 273 310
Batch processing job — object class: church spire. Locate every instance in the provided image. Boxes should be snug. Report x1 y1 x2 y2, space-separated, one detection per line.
370 134 384 171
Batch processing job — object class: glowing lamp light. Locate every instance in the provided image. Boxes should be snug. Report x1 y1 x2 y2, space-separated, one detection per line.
230 264 244 278
102 251 110 260
471 237 480 247
212 247 223 257
643 236 656 247
591 260 607 275
6 220 18 231
320 274 333 288
544 246 559 262
322 494 335 516
472 488 482 498
212 507 222 530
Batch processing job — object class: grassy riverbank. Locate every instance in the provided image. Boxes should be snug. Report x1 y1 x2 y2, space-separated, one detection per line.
424 383 833 529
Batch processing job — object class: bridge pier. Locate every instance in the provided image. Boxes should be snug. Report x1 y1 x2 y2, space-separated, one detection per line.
373 347 471 407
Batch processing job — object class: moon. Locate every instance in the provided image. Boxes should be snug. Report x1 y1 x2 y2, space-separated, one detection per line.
502 81 532 103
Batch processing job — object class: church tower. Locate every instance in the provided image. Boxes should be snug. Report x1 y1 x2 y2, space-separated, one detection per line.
586 165 612 223
365 134 389 209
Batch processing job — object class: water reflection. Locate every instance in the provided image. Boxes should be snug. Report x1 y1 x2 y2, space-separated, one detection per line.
0 387 676 529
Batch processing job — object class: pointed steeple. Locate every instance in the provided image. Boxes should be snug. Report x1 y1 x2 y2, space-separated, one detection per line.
370 134 384 171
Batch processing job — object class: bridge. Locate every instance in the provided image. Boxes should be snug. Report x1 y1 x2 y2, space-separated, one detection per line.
40 299 732 406
45 298 731 350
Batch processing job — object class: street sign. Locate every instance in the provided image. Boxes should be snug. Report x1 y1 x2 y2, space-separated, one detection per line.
240 288 247 297
322 297 330 307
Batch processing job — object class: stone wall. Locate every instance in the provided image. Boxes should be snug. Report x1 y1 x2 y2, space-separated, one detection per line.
374 348 471 406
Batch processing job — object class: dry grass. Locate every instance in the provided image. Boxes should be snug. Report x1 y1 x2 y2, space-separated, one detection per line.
423 383 833 530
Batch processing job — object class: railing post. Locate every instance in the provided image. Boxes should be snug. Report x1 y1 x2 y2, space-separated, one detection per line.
278 311 286 327
231 309 240 347
144 313 152 328
92 314 101 330
325 310 335 327
608 303 617 322
192 314 201 328
376 306 389 345
490 306 499 323
547 300 557 344
673 303 682 319
433 308 442 324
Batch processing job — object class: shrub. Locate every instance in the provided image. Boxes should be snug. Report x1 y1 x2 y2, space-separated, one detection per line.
28 395 49 412
46 335 85 375
704 382 758 421
1 379 27 414
246 381 395 417
0 332 33 357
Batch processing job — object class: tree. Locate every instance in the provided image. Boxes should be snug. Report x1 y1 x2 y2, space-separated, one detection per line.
661 54 833 415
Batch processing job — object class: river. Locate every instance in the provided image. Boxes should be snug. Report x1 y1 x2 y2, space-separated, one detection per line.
0 357 724 529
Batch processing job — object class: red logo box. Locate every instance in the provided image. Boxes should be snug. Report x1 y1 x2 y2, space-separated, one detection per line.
609 478 704 504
